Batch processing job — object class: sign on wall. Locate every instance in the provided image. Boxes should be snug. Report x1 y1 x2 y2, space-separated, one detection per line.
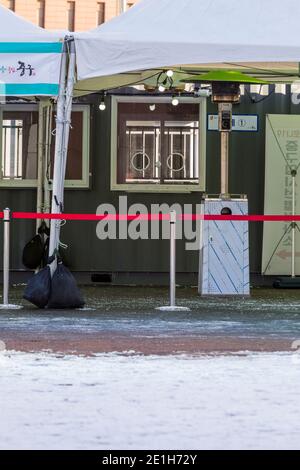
262 114 300 275
0 42 63 96
208 114 258 132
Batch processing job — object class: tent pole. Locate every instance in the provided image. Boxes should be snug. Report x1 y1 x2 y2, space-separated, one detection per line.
36 100 44 232
48 40 68 268
37 99 51 231
44 101 53 221
58 38 76 207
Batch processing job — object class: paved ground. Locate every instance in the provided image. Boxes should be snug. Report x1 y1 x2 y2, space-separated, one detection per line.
1 286 300 355
2 351 300 450
2 286 300 450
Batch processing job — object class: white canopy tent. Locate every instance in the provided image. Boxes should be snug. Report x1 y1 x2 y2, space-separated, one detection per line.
0 5 64 96
3 0 300 304
74 0 300 90
0 5 72 290
72 0 300 296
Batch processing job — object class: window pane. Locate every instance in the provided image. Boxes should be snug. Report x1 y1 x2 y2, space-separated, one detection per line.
67 1 75 31
163 121 199 182
37 0 45 28
1 111 38 180
117 102 200 185
125 122 160 182
97 2 105 25
50 111 83 180
8 1 15 11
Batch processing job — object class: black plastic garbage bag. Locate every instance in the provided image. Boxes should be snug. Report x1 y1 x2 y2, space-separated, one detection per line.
22 234 44 270
47 263 85 309
23 266 51 308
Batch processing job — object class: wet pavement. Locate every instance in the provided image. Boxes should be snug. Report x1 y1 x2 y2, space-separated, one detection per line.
1 286 300 354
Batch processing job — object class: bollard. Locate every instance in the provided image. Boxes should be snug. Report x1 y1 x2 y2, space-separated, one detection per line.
0 208 21 310
157 210 190 312
170 210 176 307
3 208 10 306
291 170 296 278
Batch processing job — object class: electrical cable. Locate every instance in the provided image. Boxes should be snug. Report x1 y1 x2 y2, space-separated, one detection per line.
245 85 275 104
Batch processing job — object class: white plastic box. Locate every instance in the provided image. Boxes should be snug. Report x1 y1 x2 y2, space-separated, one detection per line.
199 199 250 296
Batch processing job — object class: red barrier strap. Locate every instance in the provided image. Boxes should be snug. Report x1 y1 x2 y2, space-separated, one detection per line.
1 211 300 222
11 212 171 221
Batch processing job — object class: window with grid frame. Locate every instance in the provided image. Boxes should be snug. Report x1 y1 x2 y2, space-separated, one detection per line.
0 104 90 188
111 96 206 192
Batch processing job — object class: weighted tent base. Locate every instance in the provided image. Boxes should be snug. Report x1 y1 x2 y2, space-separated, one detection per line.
273 277 300 289
24 263 85 309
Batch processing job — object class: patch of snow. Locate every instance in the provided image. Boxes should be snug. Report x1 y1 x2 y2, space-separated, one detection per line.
0 304 23 310
0 351 300 450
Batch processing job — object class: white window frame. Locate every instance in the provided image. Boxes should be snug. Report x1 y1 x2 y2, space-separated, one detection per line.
111 95 207 193
0 104 90 188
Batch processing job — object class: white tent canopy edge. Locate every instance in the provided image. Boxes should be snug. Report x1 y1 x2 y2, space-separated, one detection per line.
0 4 65 97
74 0 300 86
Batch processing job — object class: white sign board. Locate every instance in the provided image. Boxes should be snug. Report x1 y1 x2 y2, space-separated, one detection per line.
208 114 258 132
262 114 300 275
0 42 63 96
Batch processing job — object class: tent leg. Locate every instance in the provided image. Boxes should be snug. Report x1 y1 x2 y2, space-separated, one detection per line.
44 102 53 221
48 41 68 270
36 99 52 231
58 39 76 206
48 37 75 270
36 100 45 231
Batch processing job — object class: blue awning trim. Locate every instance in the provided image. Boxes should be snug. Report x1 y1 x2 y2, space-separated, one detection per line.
0 42 63 53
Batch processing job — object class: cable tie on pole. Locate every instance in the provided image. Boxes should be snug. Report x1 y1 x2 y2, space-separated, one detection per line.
59 241 68 249
54 196 60 208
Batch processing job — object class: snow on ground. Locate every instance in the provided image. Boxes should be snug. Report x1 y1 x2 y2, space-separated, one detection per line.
1 350 300 450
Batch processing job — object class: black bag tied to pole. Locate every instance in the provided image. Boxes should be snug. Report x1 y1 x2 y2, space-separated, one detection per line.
22 234 44 270
23 260 85 310
47 262 85 309
23 266 51 309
